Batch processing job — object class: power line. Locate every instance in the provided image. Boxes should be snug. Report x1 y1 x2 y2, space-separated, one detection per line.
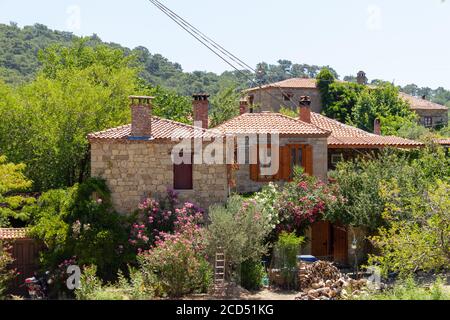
146 0 369 157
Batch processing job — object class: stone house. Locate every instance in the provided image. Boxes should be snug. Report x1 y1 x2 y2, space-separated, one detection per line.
88 93 422 265
243 78 323 113
399 92 448 128
244 72 449 128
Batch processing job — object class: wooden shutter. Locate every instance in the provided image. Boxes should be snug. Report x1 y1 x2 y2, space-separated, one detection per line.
249 143 259 181
279 145 291 181
303 145 313 176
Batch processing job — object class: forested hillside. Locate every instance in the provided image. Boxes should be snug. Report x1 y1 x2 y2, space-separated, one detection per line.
2 22 449 107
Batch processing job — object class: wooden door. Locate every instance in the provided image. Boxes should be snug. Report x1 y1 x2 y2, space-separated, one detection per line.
311 221 331 259
332 224 348 264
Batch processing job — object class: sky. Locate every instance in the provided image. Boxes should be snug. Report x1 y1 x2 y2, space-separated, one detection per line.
0 0 449 89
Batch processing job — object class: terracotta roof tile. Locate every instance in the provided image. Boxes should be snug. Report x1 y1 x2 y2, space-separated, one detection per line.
245 78 318 92
0 228 29 240
399 93 448 111
435 138 450 146
213 112 330 136
88 116 218 141
310 113 423 148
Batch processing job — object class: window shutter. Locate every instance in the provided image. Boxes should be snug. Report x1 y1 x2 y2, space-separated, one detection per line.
249 164 258 181
279 145 291 181
303 145 313 175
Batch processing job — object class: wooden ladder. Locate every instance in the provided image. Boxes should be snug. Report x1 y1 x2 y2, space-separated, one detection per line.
214 250 226 293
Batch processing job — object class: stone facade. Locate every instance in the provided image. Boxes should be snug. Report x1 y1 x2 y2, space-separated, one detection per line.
414 109 448 128
248 87 322 113
235 136 328 193
90 140 229 213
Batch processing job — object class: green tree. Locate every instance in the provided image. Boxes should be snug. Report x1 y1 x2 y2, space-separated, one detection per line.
209 85 240 127
0 155 34 227
0 39 139 190
368 180 450 276
351 83 416 132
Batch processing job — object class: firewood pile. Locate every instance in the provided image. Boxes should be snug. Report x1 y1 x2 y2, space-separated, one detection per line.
295 261 367 300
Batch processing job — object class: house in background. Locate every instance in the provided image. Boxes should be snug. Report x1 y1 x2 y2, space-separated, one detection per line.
399 92 448 128
243 72 449 128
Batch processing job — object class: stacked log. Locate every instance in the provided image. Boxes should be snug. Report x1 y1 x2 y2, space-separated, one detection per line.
296 261 367 300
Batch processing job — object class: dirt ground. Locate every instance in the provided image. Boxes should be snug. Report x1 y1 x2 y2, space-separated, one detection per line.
184 287 299 300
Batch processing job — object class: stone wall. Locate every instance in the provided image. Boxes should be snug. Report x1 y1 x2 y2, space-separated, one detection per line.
249 87 322 113
90 140 229 214
235 136 328 193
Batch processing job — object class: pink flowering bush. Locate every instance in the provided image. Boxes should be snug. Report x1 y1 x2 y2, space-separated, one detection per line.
274 169 343 235
128 189 205 253
137 210 212 297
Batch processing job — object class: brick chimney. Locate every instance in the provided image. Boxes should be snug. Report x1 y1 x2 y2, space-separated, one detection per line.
239 98 248 115
192 94 209 129
357 71 367 85
374 118 381 135
129 95 153 140
299 95 312 123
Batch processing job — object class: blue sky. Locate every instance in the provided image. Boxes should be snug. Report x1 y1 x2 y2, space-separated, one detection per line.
1 0 449 88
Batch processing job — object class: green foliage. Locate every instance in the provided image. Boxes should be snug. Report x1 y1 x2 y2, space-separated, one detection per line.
358 277 450 300
209 85 240 127
0 155 35 226
368 180 450 277
75 265 154 300
273 232 304 269
29 178 130 279
318 71 418 133
240 259 265 291
278 106 297 118
274 169 341 235
0 40 139 191
0 243 15 299
206 196 274 279
327 148 449 230
351 84 416 132
271 232 304 289
146 85 192 124
137 233 212 297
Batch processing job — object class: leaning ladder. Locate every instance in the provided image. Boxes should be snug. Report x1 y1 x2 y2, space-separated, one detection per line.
214 250 226 293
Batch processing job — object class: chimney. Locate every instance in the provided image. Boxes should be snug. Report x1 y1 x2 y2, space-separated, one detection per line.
357 71 367 85
422 95 427 100
239 98 248 115
299 95 312 123
129 95 153 140
248 94 254 113
192 93 209 129
374 118 381 135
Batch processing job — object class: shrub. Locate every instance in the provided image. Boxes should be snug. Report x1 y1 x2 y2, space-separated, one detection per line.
357 277 450 300
128 189 204 252
240 259 265 291
75 265 154 300
368 180 450 277
271 232 304 288
206 195 274 281
137 210 212 297
29 178 130 280
326 148 449 230
274 168 341 235
0 155 35 227
0 242 15 299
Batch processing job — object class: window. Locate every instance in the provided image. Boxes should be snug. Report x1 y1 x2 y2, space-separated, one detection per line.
250 144 312 182
283 93 294 101
173 153 193 190
423 116 433 127
331 153 343 166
